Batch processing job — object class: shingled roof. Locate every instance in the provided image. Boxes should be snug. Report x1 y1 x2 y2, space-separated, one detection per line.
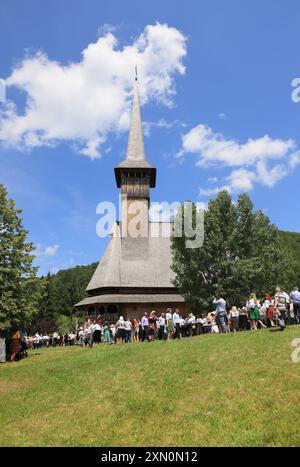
75 294 185 307
85 222 177 291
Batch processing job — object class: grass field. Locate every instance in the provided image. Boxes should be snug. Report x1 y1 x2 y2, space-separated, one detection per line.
1 327 300 447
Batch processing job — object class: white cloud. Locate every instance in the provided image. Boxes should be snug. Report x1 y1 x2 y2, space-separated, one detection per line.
227 168 256 191
208 176 218 184
180 124 295 167
289 150 300 170
180 124 299 196
36 244 60 257
0 23 187 158
44 244 59 256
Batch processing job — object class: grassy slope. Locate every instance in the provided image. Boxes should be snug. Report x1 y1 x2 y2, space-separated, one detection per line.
1 327 300 447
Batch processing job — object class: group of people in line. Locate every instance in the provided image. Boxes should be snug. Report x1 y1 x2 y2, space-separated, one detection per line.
7 286 300 359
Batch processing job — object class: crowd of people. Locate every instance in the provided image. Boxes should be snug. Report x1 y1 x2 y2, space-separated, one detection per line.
6 286 300 360
26 287 300 346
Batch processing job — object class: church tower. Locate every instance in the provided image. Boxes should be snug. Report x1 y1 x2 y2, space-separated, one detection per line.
75 76 186 320
114 78 156 237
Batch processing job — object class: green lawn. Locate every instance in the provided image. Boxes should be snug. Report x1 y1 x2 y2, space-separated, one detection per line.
1 327 300 447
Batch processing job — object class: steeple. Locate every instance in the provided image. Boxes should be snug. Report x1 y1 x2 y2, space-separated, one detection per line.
114 75 157 238
125 79 146 163
114 78 156 188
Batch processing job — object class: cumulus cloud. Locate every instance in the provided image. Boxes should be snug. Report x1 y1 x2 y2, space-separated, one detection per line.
36 244 60 257
0 23 187 158
179 124 300 196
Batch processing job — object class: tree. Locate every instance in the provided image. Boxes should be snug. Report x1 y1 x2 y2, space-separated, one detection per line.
38 272 54 319
0 184 39 335
171 191 286 311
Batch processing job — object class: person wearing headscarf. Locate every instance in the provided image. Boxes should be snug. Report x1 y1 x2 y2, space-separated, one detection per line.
116 316 126 344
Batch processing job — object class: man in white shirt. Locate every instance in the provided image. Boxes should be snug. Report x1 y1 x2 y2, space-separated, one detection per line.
141 313 149 342
173 309 181 339
290 286 300 323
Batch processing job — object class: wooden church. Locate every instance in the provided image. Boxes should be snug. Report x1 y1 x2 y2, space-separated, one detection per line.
75 80 186 320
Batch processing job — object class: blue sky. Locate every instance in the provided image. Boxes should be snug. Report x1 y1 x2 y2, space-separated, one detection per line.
0 0 300 275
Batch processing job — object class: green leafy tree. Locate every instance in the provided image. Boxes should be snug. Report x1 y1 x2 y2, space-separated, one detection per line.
38 272 54 319
171 191 286 310
0 184 39 335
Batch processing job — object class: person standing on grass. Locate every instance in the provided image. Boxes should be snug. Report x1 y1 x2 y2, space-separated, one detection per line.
274 287 288 331
213 295 228 333
172 308 181 339
110 324 116 344
247 293 265 330
229 306 239 332
116 316 126 344
78 327 84 346
290 286 300 324
93 321 102 344
165 308 173 340
187 312 196 337
85 323 93 347
158 313 166 340
125 318 132 343
132 319 140 342
103 322 110 344
148 311 158 342
9 329 22 362
179 315 186 337
239 306 248 331
264 294 275 327
141 312 149 342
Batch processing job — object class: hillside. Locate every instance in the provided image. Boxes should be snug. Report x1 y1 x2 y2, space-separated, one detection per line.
1 327 300 447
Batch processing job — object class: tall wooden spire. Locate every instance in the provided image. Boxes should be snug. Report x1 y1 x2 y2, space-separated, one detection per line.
114 77 156 237
114 79 156 188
